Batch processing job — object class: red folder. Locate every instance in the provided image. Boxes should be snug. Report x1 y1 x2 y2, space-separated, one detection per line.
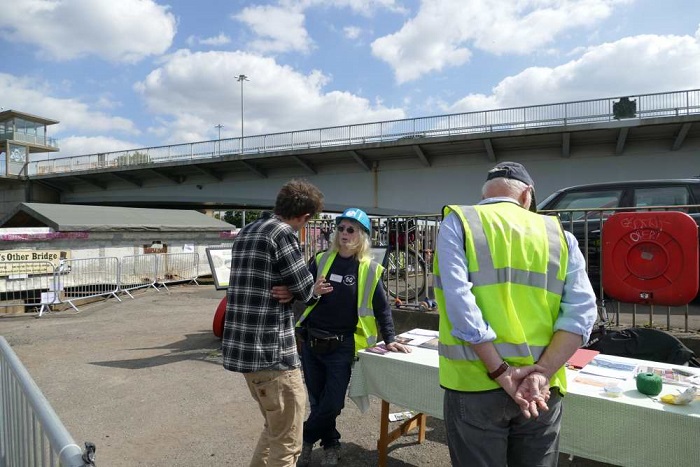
567 348 600 369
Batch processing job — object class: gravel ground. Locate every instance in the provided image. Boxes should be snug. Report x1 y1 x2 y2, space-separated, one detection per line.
1 285 617 466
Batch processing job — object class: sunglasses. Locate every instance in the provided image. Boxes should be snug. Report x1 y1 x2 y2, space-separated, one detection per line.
336 225 355 234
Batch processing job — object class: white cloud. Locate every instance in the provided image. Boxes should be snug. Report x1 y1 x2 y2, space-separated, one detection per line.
0 0 176 62
134 49 405 144
234 5 313 54
188 33 232 47
279 0 405 14
344 26 362 40
371 0 634 83
0 73 138 137
235 0 405 53
200 33 232 46
296 0 406 15
447 33 700 112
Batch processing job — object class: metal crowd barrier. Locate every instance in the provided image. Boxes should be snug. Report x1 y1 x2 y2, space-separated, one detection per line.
0 253 201 315
0 337 95 467
304 209 696 331
303 215 440 309
541 205 699 332
0 228 695 331
155 253 200 291
56 257 121 314
119 254 159 297
0 261 57 316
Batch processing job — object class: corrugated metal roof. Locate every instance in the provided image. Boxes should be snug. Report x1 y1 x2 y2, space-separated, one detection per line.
0 203 236 232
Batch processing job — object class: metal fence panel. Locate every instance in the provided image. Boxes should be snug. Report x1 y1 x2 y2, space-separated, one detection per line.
0 262 57 315
304 215 440 309
541 205 699 332
57 257 121 311
118 255 159 298
155 253 199 290
0 337 91 467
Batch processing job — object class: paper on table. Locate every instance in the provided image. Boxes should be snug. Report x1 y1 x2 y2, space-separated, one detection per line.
635 365 700 387
396 329 439 347
579 355 638 380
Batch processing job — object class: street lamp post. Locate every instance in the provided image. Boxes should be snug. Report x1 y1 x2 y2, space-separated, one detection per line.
236 74 249 153
214 124 223 155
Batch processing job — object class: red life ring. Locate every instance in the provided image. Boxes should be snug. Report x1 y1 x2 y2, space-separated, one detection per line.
213 296 227 339
602 211 698 306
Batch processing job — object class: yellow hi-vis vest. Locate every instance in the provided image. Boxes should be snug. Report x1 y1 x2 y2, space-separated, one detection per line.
296 250 383 354
434 203 569 393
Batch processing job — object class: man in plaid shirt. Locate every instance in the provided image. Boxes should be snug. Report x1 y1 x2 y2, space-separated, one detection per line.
222 179 324 467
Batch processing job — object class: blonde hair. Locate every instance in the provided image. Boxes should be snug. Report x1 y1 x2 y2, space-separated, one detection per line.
331 220 372 261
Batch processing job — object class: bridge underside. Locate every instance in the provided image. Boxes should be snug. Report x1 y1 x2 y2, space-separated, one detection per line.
26 116 700 215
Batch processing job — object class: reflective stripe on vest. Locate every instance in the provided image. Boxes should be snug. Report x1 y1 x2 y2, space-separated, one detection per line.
438 342 546 362
460 206 565 296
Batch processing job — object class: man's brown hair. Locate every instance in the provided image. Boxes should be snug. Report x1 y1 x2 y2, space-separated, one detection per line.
274 179 324 219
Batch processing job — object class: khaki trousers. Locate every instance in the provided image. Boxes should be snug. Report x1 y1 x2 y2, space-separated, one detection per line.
244 368 306 467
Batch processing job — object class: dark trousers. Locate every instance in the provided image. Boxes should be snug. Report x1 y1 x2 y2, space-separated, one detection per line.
300 335 354 448
444 387 563 467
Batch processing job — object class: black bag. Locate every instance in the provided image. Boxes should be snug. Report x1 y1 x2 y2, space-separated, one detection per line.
306 327 344 355
586 327 698 366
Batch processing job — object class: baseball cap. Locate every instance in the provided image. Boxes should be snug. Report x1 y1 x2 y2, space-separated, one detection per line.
486 161 537 211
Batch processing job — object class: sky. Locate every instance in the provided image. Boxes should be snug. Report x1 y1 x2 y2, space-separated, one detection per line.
2 0 700 160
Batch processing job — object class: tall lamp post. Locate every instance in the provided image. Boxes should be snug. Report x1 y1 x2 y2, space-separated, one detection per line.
214 124 223 155
236 74 249 153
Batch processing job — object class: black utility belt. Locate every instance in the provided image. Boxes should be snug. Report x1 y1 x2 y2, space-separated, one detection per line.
307 327 345 342
299 327 350 355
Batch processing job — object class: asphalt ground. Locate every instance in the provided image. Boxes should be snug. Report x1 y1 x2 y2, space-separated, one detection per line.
3 284 697 466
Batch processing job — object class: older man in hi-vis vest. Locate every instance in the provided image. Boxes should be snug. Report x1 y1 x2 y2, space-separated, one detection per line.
434 162 597 467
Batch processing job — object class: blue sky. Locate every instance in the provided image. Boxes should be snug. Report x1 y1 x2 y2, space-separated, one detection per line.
2 0 700 159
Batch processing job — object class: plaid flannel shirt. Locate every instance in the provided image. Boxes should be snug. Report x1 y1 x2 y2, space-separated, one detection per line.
222 212 315 373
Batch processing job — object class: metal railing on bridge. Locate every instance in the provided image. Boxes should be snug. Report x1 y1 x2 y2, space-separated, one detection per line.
27 89 700 177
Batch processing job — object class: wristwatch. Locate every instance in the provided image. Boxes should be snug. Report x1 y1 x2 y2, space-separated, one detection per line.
488 361 510 379
311 293 321 300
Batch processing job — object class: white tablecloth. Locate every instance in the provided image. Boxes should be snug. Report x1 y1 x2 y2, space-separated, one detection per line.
348 345 700 467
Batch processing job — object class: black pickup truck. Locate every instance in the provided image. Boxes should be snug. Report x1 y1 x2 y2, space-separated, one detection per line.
537 179 700 294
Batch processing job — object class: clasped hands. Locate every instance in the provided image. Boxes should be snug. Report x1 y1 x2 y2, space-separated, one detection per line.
495 365 551 419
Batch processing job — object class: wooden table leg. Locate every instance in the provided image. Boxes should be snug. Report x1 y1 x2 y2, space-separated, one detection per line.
378 399 390 467
377 400 427 467
417 413 427 442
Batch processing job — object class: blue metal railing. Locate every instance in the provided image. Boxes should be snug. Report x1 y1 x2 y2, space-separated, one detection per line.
26 88 700 177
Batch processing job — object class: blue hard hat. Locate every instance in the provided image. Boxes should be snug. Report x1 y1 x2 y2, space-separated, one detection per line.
336 208 371 233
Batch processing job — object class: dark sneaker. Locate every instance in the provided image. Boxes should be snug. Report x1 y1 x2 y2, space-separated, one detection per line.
297 442 314 467
320 445 340 466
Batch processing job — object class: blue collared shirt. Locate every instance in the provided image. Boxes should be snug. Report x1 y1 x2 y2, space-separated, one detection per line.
436 198 598 346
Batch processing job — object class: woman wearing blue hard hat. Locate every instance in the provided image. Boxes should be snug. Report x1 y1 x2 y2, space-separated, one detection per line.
295 208 411 466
